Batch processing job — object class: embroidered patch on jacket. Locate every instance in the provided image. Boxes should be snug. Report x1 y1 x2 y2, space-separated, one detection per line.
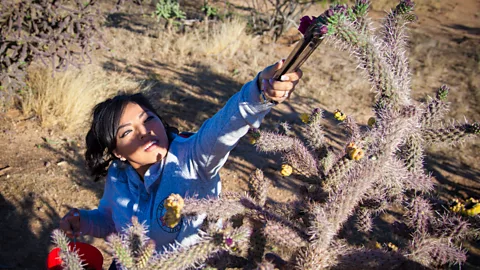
156 197 182 233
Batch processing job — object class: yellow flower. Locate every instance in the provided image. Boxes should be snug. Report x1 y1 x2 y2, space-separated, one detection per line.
300 113 310 124
163 194 184 228
248 136 257 145
368 117 376 127
334 109 346 121
281 164 293 176
374 242 382 249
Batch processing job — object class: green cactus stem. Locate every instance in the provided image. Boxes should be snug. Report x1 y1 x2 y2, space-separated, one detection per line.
409 237 467 268
152 226 251 270
182 196 246 220
420 85 450 128
398 135 424 173
244 218 267 264
382 0 417 99
108 234 135 268
302 108 327 151
248 169 269 207
355 207 373 233
423 122 479 145
263 219 309 249
51 229 85 270
321 156 354 193
404 197 432 235
333 248 409 269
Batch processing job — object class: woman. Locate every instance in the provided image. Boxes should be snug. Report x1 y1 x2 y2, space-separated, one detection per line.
59 60 302 251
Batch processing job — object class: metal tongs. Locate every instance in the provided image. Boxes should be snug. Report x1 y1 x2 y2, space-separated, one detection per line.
273 18 328 80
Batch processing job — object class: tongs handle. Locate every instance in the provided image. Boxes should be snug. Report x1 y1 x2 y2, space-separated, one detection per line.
273 23 325 80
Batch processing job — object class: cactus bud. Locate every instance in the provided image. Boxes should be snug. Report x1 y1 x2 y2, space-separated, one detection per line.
395 0 415 14
280 164 293 176
463 198 480 216
436 85 449 101
334 109 347 121
387 242 399 252
163 194 184 228
346 142 364 161
300 113 310 124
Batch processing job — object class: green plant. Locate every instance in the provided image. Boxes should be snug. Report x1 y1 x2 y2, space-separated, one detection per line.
202 1 218 20
152 0 186 30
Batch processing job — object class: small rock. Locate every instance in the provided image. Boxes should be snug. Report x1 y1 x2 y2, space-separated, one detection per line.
57 161 67 166
44 161 51 167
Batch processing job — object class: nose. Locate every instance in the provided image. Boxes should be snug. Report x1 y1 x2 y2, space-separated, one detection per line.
138 125 150 140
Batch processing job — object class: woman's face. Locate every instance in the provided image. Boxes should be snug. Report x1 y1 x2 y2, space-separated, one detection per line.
113 102 169 175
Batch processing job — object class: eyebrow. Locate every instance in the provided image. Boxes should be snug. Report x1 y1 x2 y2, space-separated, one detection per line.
116 110 148 135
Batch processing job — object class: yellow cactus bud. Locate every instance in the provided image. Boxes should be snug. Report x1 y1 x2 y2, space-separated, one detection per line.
300 113 310 124
334 109 346 121
347 142 357 149
249 136 257 145
346 142 364 161
387 242 398 252
368 117 376 127
463 198 480 216
374 242 382 249
163 194 184 228
280 164 293 176
449 198 465 214
464 204 480 216
348 147 365 161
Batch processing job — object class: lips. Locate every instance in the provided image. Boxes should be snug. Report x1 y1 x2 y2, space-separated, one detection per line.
144 140 159 152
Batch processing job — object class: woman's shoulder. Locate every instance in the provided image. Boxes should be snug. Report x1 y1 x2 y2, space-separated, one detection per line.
106 160 129 183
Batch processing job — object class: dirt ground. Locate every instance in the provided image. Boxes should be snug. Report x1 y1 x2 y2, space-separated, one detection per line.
0 0 479 269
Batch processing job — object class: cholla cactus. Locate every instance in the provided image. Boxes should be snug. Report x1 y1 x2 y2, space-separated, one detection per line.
51 229 85 270
248 169 269 207
107 217 155 269
52 1 479 269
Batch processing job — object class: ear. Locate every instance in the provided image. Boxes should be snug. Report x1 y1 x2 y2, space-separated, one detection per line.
113 149 126 161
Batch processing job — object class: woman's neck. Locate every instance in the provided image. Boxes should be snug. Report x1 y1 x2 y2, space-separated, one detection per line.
134 164 152 181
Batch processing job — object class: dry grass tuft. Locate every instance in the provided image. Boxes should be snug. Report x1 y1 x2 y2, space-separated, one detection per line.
21 65 142 133
162 17 261 61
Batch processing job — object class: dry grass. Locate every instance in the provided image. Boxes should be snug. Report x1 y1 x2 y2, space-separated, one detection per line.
18 17 266 134
21 65 142 133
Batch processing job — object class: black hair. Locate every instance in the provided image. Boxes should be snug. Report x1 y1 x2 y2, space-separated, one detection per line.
85 93 178 180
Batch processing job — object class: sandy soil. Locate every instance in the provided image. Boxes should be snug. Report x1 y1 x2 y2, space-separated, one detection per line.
0 0 479 269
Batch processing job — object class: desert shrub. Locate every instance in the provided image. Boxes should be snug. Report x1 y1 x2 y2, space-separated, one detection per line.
151 0 186 31
247 0 316 41
52 0 479 269
0 0 103 111
0 0 145 112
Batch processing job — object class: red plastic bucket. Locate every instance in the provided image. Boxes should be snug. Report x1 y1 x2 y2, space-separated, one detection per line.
46 242 103 270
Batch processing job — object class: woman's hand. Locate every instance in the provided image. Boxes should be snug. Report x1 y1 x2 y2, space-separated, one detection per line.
259 59 303 104
59 208 81 238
